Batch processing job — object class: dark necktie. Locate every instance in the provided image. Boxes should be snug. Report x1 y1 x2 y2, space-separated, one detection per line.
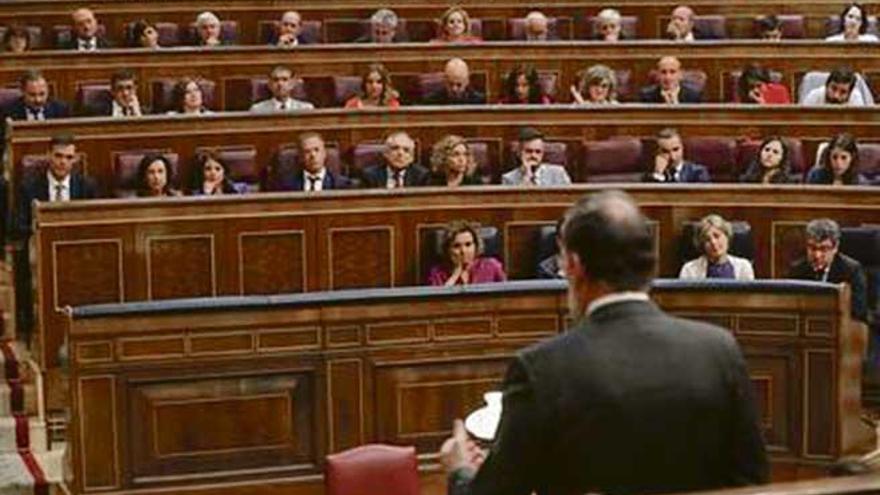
29 108 44 121
307 175 320 191
53 184 65 201
392 170 403 189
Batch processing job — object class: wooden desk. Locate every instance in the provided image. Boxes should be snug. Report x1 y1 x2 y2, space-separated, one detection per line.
64 280 868 494
33 186 880 369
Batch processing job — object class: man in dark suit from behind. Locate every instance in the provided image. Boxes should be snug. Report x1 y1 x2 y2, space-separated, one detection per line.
4 70 70 122
441 190 768 495
277 132 351 191
789 218 869 323
643 127 711 183
423 58 486 105
639 56 703 104
361 131 431 189
60 8 111 50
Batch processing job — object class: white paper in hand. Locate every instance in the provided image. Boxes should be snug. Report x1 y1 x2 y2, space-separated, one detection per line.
465 391 503 440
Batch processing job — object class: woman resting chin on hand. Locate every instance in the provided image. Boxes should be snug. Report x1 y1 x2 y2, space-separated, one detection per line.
427 220 507 286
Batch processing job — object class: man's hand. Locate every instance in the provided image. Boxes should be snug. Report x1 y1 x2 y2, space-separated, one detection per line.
654 153 670 175
440 419 485 473
277 33 296 47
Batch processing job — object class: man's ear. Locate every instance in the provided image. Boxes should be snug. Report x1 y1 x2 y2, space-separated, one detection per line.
562 248 585 280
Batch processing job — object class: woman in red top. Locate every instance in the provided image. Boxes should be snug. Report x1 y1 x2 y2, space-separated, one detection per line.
427 220 507 286
736 64 791 104
431 6 483 43
344 63 401 109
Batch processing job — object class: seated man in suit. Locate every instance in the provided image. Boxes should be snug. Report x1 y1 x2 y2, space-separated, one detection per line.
194 11 229 47
639 56 703 104
279 132 350 191
356 8 404 43
667 5 697 41
361 131 431 188
62 8 110 50
643 128 711 183
801 67 867 106
502 127 571 186
524 11 549 41
440 190 768 494
250 66 315 113
4 70 70 121
424 58 486 105
274 11 309 47
16 134 98 236
86 68 147 117
789 218 868 323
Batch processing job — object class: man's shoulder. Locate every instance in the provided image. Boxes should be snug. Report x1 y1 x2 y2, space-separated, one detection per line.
249 99 273 112
835 253 865 275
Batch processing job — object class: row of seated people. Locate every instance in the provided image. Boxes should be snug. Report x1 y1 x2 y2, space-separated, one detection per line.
1 3 877 52
13 127 880 235
1 62 875 126
426 215 878 326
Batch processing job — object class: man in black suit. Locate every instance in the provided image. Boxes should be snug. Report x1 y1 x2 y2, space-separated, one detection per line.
639 56 703 104
83 68 147 117
643 127 711 183
272 11 311 47
60 8 111 50
354 8 406 43
4 70 70 121
441 190 768 495
361 131 431 188
277 132 350 191
789 218 869 323
423 58 486 105
16 134 98 237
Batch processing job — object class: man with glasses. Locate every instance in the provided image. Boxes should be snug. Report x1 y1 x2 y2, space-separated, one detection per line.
84 68 147 117
789 218 868 323
361 131 430 188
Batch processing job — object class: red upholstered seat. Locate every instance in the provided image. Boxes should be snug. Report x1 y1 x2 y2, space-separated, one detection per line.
268 142 344 190
112 150 179 197
325 444 419 495
0 87 22 110
257 19 323 44
75 82 112 115
408 72 487 104
856 143 880 184
195 145 260 190
752 15 805 39
580 15 638 39
507 17 570 40
537 72 558 100
465 140 491 184
683 137 737 182
333 76 362 106
151 78 217 113
693 15 728 39
582 137 644 182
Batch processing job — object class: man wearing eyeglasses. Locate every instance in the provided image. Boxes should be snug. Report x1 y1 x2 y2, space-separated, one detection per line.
83 69 148 117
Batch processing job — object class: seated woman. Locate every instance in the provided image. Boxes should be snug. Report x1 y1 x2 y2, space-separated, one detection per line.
131 19 161 49
806 133 870 185
736 64 791 104
826 3 879 41
431 6 482 43
2 25 31 53
430 135 482 186
570 64 619 104
344 63 400 109
189 150 247 195
594 8 626 41
680 214 754 280
739 136 801 184
428 220 506 286
757 15 783 41
499 65 552 104
169 77 213 115
136 153 181 197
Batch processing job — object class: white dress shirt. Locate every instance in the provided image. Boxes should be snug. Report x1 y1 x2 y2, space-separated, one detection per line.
303 168 326 191
385 167 406 189
586 291 650 316
112 99 142 117
77 37 98 51
47 171 71 202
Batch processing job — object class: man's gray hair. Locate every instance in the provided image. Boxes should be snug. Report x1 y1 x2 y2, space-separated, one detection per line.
805 218 841 245
371 8 399 28
196 11 220 27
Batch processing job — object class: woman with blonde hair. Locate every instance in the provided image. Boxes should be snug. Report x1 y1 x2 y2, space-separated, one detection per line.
432 6 482 43
679 214 754 280
430 135 482 186
571 64 619 104
344 63 400 109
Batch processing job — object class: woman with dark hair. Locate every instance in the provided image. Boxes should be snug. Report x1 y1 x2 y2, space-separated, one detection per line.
169 77 213 115
429 135 482 186
736 64 790 104
189 150 246 195
826 3 878 41
131 19 161 49
2 25 31 53
427 220 506 286
499 65 552 104
344 63 400 109
739 136 801 184
136 153 181 197
807 133 869 185
431 6 482 43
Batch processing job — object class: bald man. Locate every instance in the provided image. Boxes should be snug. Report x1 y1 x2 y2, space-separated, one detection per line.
423 58 486 105
667 6 696 41
639 56 703 104
61 8 110 50
274 11 310 47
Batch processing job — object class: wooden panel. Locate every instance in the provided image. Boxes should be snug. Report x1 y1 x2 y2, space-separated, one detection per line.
128 373 315 480
240 231 305 295
327 359 363 452
257 328 321 352
75 341 113 364
739 315 799 337
505 222 553 280
191 333 254 356
434 317 493 341
328 227 393 289
496 314 559 336
747 352 797 455
76 375 118 491
53 240 122 308
366 321 429 345
804 350 835 459
772 222 808 279
119 336 186 360
147 235 215 300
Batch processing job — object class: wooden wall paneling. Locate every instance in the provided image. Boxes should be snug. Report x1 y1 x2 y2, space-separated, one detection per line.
74 375 120 492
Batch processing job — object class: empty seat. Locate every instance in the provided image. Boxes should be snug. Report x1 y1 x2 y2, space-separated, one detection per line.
693 15 728 39
581 15 638 39
194 146 259 191
112 150 179 197
752 15 805 39
333 76 362 106
75 82 112 116
151 78 217 113
735 138 806 178
0 86 22 110
325 444 419 495
679 220 755 271
186 20 239 45
258 19 323 44
507 16 570 40
582 138 644 182
268 142 344 190
683 137 737 182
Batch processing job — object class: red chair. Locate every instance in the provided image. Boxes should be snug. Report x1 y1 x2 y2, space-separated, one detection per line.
75 82 112 116
693 15 728 39
683 137 737 182
0 87 22 110
332 76 362 106
186 20 239 45
582 138 644 182
325 444 419 495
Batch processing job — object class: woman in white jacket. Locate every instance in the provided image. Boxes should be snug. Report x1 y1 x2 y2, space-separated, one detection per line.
679 214 754 280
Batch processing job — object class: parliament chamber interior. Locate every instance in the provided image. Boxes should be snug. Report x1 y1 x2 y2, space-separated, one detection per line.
1 0 880 494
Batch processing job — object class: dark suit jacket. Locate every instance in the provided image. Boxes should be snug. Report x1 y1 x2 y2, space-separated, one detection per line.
361 164 431 188
449 299 768 495
642 161 711 183
59 35 111 50
423 88 486 105
83 99 150 118
789 253 869 323
639 83 703 103
4 99 71 121
16 171 98 236
278 170 352 191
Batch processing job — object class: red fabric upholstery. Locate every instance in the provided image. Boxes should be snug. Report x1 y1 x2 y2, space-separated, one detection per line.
325 444 419 495
724 70 788 103
350 142 387 177
258 20 323 44
0 87 22 110
537 72 558 99
694 15 728 39
735 138 806 178
75 82 112 114
507 17 569 40
113 150 179 197
857 143 880 184
269 143 344 190
683 137 737 182
195 146 259 189
752 15 805 39
581 15 638 39
332 76 362 105
409 72 487 103
582 137 644 182
151 78 216 113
